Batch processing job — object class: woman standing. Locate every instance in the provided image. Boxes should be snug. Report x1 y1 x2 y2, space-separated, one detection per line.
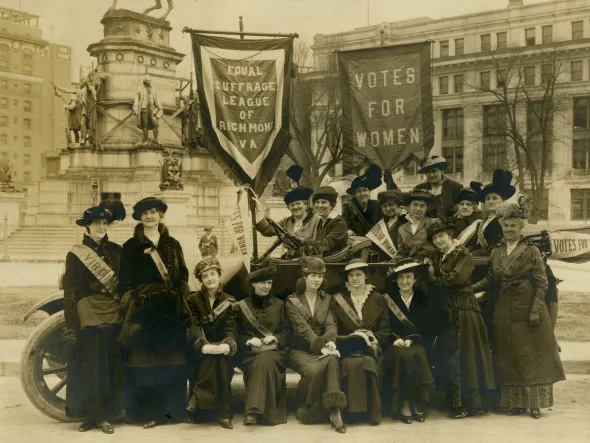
185 257 238 429
451 183 483 251
472 203 565 419
119 197 190 428
331 259 390 425
234 260 291 426
381 259 435 424
427 221 495 418
286 256 347 433
63 206 123 434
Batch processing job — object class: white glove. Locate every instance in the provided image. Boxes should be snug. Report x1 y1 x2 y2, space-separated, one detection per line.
217 343 231 355
321 347 341 358
262 336 278 345
247 337 263 348
347 230 356 236
202 344 215 354
404 339 413 347
393 338 405 347
325 341 337 351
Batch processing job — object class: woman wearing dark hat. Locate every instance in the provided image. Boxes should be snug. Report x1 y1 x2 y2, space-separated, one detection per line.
427 221 495 419
330 259 390 425
302 186 348 256
416 156 463 219
381 259 435 424
63 205 123 434
392 188 438 266
286 256 347 433
377 189 407 249
234 260 291 426
342 164 383 236
472 203 565 419
185 257 238 429
471 169 516 256
451 183 484 251
118 197 190 428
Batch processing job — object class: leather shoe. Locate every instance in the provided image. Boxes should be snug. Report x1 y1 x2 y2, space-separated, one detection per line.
243 414 257 426
99 421 114 434
143 420 158 429
331 422 347 434
219 418 233 429
399 414 413 425
414 411 426 423
78 419 95 432
530 409 541 419
451 409 468 419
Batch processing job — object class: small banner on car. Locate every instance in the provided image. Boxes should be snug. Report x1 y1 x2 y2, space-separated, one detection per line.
190 33 294 195
337 42 434 171
226 188 253 272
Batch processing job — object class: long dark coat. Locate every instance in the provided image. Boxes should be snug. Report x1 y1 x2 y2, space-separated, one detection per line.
452 210 484 251
63 234 123 421
307 216 348 256
416 178 463 219
381 287 435 412
392 217 439 265
331 289 390 424
186 288 238 420
118 223 190 423
285 287 346 424
472 239 565 387
342 198 383 236
234 293 291 425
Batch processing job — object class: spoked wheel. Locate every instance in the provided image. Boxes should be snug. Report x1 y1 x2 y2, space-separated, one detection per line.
20 311 75 422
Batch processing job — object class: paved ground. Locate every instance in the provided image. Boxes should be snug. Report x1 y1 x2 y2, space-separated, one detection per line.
0 376 589 442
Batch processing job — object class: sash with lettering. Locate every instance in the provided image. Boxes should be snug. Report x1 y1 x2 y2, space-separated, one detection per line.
382 293 416 330
237 299 278 352
366 219 397 258
71 244 119 298
146 247 173 290
457 219 481 247
332 293 363 329
189 32 294 195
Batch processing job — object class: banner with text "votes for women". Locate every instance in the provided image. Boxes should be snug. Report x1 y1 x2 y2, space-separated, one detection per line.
338 42 434 171
190 33 294 195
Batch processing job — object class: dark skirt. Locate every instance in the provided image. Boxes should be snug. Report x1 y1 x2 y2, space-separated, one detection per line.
340 355 382 424
437 310 495 409
65 324 123 420
499 383 554 409
382 344 434 412
240 350 287 425
290 350 345 424
188 354 234 419
124 364 187 423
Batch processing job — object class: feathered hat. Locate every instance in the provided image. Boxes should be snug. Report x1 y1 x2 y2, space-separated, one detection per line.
99 198 126 222
286 165 304 186
247 258 278 283
480 169 516 202
75 206 115 226
497 201 528 220
404 187 433 205
347 164 383 195
454 182 483 204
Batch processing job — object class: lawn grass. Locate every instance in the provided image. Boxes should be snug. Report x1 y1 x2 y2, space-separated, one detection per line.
0 286 589 341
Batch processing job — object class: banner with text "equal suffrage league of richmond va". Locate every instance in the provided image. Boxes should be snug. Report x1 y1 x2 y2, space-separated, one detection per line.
338 42 434 171
190 33 293 195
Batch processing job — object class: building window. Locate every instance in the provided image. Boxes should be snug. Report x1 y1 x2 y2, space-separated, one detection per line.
525 28 536 46
541 64 553 84
24 101 31 112
24 118 31 130
481 34 491 52
524 66 536 86
23 171 31 182
403 159 419 176
24 154 31 165
571 61 583 81
574 97 590 129
0 134 6 145
443 146 464 175
497 70 506 89
0 116 6 127
481 71 491 89
24 136 31 147
0 44 8 72
440 40 449 57
497 32 508 50
442 108 464 138
24 83 31 94
0 79 6 91
454 74 464 93
483 142 507 172
0 97 7 109
483 104 506 135
455 38 464 56
571 189 590 220
572 21 584 40
542 25 553 44
439 76 449 95
573 139 590 169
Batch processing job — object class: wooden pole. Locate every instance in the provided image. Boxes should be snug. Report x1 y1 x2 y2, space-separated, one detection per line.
3 215 8 259
250 199 259 260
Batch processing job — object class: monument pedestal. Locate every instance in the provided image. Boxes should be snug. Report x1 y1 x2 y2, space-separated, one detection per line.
155 190 191 226
0 191 26 239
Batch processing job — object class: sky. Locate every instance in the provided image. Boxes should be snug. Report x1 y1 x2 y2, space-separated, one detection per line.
5 0 549 80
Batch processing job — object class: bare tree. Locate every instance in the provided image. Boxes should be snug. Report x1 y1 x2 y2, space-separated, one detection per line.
467 47 569 223
287 43 345 189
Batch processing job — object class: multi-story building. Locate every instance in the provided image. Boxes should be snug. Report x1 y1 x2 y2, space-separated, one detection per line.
310 0 590 226
0 7 71 188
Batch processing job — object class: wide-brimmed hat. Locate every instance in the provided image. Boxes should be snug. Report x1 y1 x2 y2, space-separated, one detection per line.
75 206 115 226
341 258 369 276
204 226 212 232
132 197 168 221
427 220 456 241
248 259 277 283
454 182 483 204
387 258 425 278
284 186 313 206
301 256 326 274
286 165 304 186
418 155 449 174
346 164 382 195
404 188 433 205
312 186 338 206
194 256 221 279
377 190 404 206
480 169 516 202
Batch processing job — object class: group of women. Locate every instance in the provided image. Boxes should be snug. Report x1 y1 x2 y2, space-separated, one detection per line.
62 167 565 435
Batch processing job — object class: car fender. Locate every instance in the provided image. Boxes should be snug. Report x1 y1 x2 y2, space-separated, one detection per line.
23 290 64 322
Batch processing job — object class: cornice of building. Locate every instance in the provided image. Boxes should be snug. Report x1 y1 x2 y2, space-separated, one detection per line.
0 71 43 83
0 30 48 48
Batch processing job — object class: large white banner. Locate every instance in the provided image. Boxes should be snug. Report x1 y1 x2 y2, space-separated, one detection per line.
366 219 397 258
226 189 252 272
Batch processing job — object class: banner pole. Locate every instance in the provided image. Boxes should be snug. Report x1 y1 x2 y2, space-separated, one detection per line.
250 199 259 260
182 27 299 39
